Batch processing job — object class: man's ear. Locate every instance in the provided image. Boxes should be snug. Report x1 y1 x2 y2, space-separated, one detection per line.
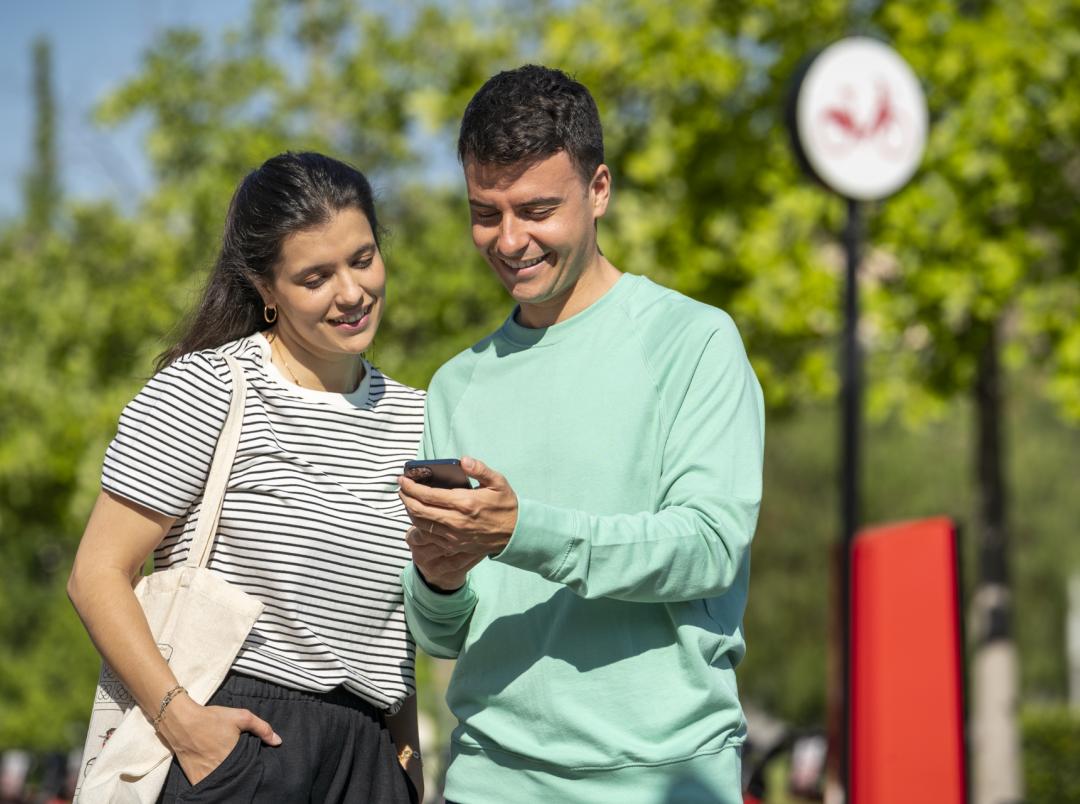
590 164 612 219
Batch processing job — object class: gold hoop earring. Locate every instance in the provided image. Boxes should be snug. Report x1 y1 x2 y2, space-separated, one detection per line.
264 305 278 324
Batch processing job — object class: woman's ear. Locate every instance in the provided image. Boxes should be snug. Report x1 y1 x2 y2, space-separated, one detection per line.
252 276 275 309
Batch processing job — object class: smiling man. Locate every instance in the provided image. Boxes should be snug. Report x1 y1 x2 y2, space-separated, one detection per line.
399 65 765 804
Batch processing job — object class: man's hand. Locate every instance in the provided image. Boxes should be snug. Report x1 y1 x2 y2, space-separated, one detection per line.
406 527 487 592
398 456 519 557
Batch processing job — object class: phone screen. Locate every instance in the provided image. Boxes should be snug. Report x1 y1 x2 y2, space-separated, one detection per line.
403 459 471 490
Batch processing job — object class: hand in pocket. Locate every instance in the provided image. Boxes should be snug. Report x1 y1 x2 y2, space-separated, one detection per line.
158 697 282 786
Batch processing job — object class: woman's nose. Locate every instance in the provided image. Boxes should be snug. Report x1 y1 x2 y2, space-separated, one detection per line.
335 271 365 307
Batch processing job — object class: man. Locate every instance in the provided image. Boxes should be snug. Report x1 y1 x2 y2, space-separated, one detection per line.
398 65 764 803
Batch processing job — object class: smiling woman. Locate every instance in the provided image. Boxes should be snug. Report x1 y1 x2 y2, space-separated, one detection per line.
67 152 423 803
259 206 386 394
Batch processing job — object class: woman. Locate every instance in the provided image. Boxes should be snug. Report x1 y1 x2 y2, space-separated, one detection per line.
68 152 424 803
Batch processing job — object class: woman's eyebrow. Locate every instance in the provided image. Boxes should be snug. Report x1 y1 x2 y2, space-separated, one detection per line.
293 243 376 275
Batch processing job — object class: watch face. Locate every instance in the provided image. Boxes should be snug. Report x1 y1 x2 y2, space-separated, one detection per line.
794 37 928 201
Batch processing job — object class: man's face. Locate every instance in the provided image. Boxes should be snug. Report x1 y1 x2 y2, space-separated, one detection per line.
464 151 610 327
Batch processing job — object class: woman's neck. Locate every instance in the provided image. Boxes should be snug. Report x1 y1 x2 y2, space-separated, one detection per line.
268 330 364 393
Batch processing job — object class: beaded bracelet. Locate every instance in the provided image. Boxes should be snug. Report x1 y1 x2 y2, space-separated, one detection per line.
151 684 187 728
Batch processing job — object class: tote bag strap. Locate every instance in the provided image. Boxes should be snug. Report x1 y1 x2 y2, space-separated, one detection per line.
185 354 248 569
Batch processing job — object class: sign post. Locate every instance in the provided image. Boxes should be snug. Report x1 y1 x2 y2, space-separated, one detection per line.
787 36 928 802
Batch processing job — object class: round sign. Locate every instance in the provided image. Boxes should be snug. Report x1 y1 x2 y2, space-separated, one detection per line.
791 37 927 201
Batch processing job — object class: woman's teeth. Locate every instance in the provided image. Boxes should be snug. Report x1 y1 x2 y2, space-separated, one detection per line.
332 309 366 324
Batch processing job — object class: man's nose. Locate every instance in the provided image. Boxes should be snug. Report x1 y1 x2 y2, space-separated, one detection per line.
497 216 528 255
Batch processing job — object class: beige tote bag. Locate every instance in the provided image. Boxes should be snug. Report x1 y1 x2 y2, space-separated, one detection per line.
75 355 264 804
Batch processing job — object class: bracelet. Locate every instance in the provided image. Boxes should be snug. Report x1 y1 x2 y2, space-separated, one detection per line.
150 684 187 728
398 745 422 766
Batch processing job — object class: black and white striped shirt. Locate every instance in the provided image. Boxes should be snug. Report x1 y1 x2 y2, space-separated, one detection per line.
102 333 424 712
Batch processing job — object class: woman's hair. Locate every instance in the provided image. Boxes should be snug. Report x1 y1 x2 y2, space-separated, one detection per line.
156 152 381 370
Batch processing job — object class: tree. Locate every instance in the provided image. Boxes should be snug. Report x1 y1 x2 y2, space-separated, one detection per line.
0 0 519 749
4 5 1078 789
22 37 60 235
868 4 1080 799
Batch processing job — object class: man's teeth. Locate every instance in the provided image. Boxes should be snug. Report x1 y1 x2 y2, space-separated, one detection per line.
504 255 546 270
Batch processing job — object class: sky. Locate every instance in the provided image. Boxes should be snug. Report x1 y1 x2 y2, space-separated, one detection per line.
0 0 252 219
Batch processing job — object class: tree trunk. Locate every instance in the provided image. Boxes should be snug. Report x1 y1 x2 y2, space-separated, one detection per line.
970 321 1023 804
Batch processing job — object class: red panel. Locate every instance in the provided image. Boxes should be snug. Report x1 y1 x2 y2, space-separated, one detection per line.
850 517 967 804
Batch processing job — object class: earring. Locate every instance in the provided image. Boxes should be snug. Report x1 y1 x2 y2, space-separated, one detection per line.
264 305 278 324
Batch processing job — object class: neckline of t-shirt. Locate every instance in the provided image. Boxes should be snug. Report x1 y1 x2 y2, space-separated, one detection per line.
499 273 638 348
251 332 374 410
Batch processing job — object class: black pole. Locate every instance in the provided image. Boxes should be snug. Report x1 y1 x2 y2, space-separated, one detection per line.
840 196 861 800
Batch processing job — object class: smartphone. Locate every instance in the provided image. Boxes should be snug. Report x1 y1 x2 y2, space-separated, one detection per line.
403 459 471 490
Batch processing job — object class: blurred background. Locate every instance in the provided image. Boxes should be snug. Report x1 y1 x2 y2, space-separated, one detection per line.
1 0 1079 802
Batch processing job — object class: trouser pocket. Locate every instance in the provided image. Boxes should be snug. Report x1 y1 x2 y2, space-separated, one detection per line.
172 732 263 803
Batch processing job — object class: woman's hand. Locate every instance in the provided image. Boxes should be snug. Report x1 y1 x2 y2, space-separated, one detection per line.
158 694 281 786
387 696 423 803
399 746 424 803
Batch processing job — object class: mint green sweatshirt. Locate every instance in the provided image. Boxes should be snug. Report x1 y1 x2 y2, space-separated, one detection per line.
403 274 764 803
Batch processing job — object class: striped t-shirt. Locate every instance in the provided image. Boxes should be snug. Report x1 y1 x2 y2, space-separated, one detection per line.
102 332 424 712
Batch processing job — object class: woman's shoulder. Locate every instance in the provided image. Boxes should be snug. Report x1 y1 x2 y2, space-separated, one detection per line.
156 334 264 392
139 335 270 417
367 366 426 412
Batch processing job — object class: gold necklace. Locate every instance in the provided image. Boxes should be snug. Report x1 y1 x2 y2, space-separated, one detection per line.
270 334 305 388
270 333 364 392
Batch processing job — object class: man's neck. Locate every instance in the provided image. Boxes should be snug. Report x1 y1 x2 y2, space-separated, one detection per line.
516 257 622 329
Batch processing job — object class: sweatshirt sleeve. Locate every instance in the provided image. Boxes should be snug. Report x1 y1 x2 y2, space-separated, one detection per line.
401 386 479 659
493 321 765 603
401 563 478 659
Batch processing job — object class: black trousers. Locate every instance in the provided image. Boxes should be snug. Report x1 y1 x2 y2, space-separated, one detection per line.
157 673 416 804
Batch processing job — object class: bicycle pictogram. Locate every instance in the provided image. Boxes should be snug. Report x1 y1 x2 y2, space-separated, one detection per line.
815 80 912 161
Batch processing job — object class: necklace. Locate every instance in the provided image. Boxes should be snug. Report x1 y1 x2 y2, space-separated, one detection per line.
269 333 363 392
274 341 305 387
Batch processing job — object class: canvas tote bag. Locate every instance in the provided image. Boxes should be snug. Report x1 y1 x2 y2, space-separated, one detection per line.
74 355 265 803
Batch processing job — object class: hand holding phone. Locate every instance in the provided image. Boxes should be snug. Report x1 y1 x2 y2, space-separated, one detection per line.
403 459 471 490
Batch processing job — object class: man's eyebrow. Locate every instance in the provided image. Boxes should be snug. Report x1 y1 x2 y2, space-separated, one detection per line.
518 196 563 207
468 196 563 208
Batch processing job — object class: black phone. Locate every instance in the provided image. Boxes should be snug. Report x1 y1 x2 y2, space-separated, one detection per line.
403 459 471 489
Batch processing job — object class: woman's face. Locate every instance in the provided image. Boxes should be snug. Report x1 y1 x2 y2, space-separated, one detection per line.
260 206 385 365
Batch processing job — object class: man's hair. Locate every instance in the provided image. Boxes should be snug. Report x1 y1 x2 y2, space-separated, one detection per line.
457 64 604 184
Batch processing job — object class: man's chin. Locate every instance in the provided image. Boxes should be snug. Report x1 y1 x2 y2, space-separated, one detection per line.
504 279 542 304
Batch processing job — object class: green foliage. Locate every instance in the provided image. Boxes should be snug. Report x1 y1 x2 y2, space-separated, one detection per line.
0 203 182 748
745 381 1080 725
2 0 1079 752
0 0 521 749
539 0 853 412
870 0 1080 421
1022 706 1080 802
